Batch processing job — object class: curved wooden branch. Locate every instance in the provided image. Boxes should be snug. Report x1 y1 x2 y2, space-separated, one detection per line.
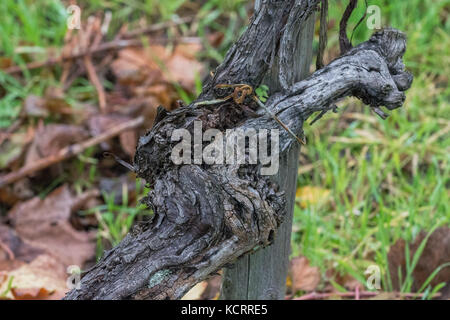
65 0 412 300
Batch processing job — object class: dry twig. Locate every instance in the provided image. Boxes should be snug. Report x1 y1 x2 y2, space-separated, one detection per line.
0 116 144 188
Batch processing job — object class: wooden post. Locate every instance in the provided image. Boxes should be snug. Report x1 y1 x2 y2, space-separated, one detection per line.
221 5 316 300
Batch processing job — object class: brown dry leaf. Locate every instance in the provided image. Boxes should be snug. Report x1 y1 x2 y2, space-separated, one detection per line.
166 43 204 91
0 254 68 300
295 186 330 208
200 274 222 300
0 57 13 69
111 96 160 129
325 268 361 291
22 95 48 118
0 179 34 207
44 97 73 116
0 127 35 170
87 113 138 156
0 224 44 272
111 42 203 98
11 287 52 300
7 185 98 267
207 32 225 48
87 113 130 136
21 90 73 119
24 124 89 166
111 46 167 85
290 256 321 292
337 275 360 291
119 130 137 157
166 53 203 91
388 227 450 297
143 84 174 108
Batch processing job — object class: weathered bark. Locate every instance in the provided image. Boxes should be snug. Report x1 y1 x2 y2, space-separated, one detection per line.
65 0 412 300
221 0 316 300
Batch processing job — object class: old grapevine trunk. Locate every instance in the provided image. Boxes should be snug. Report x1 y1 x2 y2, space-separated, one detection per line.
65 0 413 300
220 0 315 300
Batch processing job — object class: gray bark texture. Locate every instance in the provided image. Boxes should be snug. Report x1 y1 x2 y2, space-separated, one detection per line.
65 0 413 300
220 0 315 300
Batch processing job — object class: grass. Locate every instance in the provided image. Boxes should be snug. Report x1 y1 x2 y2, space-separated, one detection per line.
82 178 152 259
0 0 448 297
293 0 449 296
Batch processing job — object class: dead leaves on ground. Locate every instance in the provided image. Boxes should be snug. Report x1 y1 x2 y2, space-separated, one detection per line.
8 185 97 267
388 227 450 298
0 185 98 300
0 15 209 300
0 126 35 171
0 254 68 300
289 256 321 292
87 113 137 157
286 228 450 300
25 124 89 167
0 33 205 193
111 41 204 109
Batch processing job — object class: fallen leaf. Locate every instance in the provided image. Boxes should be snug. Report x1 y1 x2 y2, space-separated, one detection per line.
21 91 73 119
200 274 222 300
325 268 361 291
0 224 44 271
0 254 68 300
111 96 160 129
8 185 98 267
290 256 321 292
166 43 204 91
142 84 174 108
388 227 450 298
0 127 35 169
207 32 225 48
166 53 203 92
87 113 138 156
172 43 202 60
110 41 204 106
21 95 48 118
0 179 34 207
111 46 167 86
24 124 89 166
295 186 330 208
11 287 52 300
0 57 13 69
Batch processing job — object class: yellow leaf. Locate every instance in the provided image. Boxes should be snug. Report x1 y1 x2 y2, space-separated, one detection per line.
181 281 208 300
295 186 330 208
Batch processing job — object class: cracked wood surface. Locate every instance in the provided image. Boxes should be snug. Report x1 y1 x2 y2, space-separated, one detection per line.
220 0 316 300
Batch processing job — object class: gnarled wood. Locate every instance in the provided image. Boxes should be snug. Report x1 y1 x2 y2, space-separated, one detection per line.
65 0 412 300
221 0 316 300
